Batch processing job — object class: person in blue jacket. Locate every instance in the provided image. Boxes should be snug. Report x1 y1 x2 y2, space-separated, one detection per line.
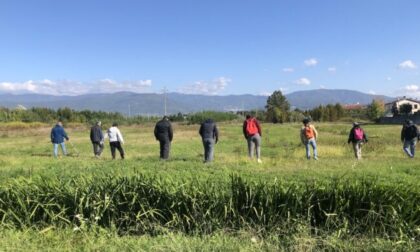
50 121 69 158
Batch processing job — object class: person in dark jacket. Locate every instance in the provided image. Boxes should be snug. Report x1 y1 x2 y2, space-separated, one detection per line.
199 118 219 163
243 115 262 163
401 119 419 158
154 116 173 160
90 121 104 157
50 121 69 158
347 122 368 159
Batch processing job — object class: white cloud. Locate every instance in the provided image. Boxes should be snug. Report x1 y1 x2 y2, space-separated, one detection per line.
295 78 311 86
282 68 294 73
0 79 153 95
328 67 336 72
405 85 419 92
386 77 392 81
319 85 326 89
396 84 420 98
178 77 231 95
304 58 318 66
259 91 272 96
368 90 376 95
399 60 417 69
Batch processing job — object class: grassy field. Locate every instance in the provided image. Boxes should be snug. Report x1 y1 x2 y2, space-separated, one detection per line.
0 122 419 251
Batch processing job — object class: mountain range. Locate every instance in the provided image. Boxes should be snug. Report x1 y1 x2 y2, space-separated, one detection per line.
0 89 394 115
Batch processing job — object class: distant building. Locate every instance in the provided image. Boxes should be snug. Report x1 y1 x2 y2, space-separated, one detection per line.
343 103 364 110
385 96 420 115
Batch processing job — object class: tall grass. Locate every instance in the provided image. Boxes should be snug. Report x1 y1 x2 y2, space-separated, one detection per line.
0 174 418 240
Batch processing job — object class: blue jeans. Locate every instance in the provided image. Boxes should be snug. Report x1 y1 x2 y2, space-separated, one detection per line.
305 138 317 159
403 138 417 158
53 142 67 158
203 138 215 162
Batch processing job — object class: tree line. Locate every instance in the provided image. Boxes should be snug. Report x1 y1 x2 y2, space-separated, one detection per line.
0 90 387 125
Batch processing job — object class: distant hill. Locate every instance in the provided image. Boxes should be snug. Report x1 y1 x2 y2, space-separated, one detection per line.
286 89 394 110
0 89 394 115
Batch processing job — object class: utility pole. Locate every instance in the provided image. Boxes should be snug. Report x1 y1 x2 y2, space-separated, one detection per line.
162 86 168 116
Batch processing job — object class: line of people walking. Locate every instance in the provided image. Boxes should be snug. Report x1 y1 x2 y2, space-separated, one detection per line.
50 117 420 161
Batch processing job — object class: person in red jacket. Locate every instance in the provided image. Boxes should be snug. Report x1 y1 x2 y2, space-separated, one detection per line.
243 115 262 163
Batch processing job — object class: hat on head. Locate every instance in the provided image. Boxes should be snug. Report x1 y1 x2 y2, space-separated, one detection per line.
302 118 310 124
353 122 359 127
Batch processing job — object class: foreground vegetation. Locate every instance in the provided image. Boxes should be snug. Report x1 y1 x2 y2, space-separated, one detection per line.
0 122 419 250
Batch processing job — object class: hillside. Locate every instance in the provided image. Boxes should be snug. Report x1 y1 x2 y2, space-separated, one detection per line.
0 89 394 114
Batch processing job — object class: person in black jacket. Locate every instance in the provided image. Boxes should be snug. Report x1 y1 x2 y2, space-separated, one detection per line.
90 121 104 157
401 119 420 158
347 122 368 159
199 118 219 163
154 116 173 160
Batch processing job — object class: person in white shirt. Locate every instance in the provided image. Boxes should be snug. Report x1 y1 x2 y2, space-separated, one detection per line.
106 122 125 159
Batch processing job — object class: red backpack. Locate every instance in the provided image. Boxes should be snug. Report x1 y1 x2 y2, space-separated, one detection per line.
354 127 364 140
246 118 259 136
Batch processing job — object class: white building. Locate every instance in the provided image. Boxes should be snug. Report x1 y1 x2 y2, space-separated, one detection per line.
385 97 420 115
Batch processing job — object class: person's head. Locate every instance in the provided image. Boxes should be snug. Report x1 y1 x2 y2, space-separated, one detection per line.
96 121 102 126
162 116 169 121
405 119 413 126
302 118 310 125
57 121 63 127
353 122 360 127
112 122 118 127
246 114 252 120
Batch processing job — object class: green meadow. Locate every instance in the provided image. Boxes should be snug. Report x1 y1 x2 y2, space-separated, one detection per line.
0 122 419 251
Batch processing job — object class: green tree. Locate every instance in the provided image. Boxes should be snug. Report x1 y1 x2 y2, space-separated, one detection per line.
265 90 290 123
400 103 413 115
367 99 385 121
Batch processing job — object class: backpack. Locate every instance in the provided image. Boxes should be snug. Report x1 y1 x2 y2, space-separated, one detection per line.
304 126 315 139
246 118 259 136
405 125 418 139
354 127 364 140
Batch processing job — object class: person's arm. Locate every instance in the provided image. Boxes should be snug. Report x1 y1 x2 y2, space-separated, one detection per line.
117 129 124 144
63 128 69 141
255 119 262 137
199 123 203 137
154 124 158 140
214 124 219 143
50 129 54 143
300 128 305 144
90 128 94 142
168 123 173 142
363 130 368 142
312 125 318 140
401 127 405 142
348 129 353 143
243 121 247 139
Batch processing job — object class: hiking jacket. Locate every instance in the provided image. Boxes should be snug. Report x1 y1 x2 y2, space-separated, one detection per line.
106 126 124 144
348 126 368 143
154 119 173 141
50 124 69 144
300 124 318 144
90 125 104 143
199 119 219 142
401 123 419 141
242 118 262 138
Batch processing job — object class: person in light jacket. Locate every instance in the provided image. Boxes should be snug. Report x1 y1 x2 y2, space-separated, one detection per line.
199 118 219 163
300 118 318 160
106 122 125 159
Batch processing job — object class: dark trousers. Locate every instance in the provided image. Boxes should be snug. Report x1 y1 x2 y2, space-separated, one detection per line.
92 142 104 156
110 141 124 159
159 139 171 160
203 138 215 162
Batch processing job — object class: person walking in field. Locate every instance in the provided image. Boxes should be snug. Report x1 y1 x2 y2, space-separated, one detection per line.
90 121 104 158
154 116 173 160
401 119 419 158
199 118 219 163
300 118 318 160
348 122 368 160
50 120 69 158
243 115 262 163
106 122 125 159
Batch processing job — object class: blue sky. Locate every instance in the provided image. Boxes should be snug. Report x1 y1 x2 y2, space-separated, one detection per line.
0 0 419 96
